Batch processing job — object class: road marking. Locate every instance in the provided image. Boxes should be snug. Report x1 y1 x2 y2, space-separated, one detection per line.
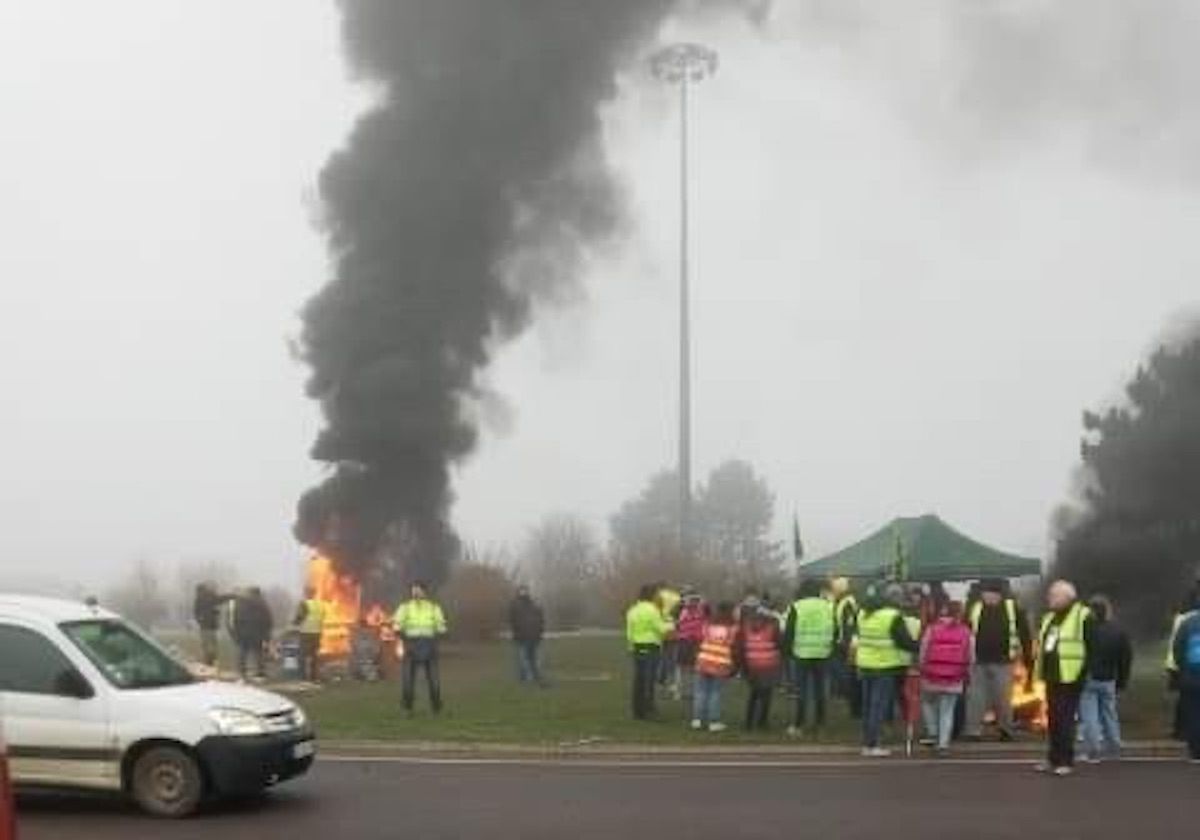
319 754 1184 770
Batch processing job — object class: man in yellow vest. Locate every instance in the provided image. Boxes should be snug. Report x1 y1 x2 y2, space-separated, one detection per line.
393 580 448 716
964 579 1032 741
292 586 327 682
853 583 919 757
830 577 861 718
626 584 674 720
784 578 837 737
1034 580 1092 776
655 582 682 698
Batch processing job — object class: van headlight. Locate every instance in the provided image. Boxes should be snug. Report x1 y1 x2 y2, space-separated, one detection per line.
209 707 268 736
291 705 307 729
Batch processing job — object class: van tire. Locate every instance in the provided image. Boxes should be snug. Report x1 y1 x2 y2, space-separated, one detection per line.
130 745 203 818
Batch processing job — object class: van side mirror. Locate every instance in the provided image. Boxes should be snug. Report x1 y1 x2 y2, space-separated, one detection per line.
53 668 94 699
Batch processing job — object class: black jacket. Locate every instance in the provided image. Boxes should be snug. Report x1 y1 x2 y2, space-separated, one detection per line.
509 595 545 644
193 588 226 631
1084 619 1132 689
1173 612 1200 690
231 595 273 645
972 600 1033 668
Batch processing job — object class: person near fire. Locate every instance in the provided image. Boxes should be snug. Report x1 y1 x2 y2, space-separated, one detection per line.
626 584 674 720
964 579 1033 742
830 577 861 718
292 585 327 682
508 585 547 687
393 581 448 716
853 583 919 757
783 578 837 738
1079 595 1132 763
1170 600 1200 762
1034 579 1092 775
230 587 273 681
691 601 737 732
737 606 783 731
192 582 230 668
918 600 974 754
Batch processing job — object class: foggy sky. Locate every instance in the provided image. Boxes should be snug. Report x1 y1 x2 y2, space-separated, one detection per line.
3 1 1198 595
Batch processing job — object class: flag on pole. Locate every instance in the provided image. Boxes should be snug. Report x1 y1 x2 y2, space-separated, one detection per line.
792 514 804 565
892 529 909 582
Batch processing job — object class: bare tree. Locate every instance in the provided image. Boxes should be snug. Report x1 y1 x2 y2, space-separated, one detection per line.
104 558 170 631
520 513 602 630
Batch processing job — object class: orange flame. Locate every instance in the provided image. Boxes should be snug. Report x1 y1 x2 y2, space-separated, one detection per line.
1011 660 1048 732
306 553 361 657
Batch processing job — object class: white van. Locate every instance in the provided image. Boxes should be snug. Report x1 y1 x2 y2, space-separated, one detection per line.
0 595 315 817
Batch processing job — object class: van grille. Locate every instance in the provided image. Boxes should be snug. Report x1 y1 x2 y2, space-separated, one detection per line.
262 709 300 733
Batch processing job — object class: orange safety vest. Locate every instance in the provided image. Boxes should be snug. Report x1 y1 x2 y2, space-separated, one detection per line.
696 623 737 678
743 623 781 675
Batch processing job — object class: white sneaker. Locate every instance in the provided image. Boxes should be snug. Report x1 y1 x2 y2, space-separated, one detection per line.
708 722 727 733
861 747 874 757
1053 766 1074 777
865 747 891 758
690 719 703 731
1084 756 1102 765
1033 762 1051 773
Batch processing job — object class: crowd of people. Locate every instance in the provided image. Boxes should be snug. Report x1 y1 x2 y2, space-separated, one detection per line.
625 575 1200 771
193 572 1200 769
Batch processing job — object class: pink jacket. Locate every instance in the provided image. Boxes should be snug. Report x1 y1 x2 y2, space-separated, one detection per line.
920 620 973 689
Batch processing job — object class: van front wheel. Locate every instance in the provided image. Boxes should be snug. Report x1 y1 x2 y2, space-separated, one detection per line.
131 745 203 817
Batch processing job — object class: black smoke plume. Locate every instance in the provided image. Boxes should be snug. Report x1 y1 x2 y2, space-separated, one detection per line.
1053 329 1200 637
295 1 757 593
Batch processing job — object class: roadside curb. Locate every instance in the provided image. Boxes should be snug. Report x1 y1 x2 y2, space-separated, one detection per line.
319 738 1183 761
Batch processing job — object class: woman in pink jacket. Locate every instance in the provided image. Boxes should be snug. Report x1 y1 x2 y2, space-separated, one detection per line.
919 600 975 754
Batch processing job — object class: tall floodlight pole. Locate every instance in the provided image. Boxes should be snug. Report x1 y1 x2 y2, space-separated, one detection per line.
651 43 718 561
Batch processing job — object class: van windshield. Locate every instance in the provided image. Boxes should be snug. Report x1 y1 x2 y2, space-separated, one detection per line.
61 619 194 690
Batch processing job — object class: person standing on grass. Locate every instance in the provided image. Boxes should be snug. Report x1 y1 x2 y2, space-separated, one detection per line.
692 601 738 732
231 587 273 681
292 586 327 683
918 600 973 755
674 588 707 701
508 585 547 687
393 581 448 716
830 578 861 719
784 578 837 738
964 579 1033 742
853 584 919 757
1079 595 1132 763
193 582 229 668
738 606 783 731
1170 606 1200 763
1034 580 1092 776
626 584 674 721
655 582 682 698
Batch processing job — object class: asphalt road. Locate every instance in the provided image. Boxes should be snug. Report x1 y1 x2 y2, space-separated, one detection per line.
17 756 1200 839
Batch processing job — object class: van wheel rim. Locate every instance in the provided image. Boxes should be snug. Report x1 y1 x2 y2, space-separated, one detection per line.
149 760 186 802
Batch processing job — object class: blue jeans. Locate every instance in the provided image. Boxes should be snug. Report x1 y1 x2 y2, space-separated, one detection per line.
921 690 958 749
515 641 545 685
793 658 828 728
1080 678 1121 758
693 673 725 725
861 672 897 748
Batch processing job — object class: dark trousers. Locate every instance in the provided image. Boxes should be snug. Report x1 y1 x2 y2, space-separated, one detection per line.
1046 681 1083 768
793 658 828 728
237 642 265 678
833 650 862 718
300 633 321 682
631 645 660 719
1182 686 1200 759
402 654 442 712
745 682 775 730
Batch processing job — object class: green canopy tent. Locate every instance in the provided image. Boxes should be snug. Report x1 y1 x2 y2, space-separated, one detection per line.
800 514 1042 582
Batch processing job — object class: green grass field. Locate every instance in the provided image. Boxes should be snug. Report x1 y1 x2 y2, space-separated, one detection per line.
257 635 1177 746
